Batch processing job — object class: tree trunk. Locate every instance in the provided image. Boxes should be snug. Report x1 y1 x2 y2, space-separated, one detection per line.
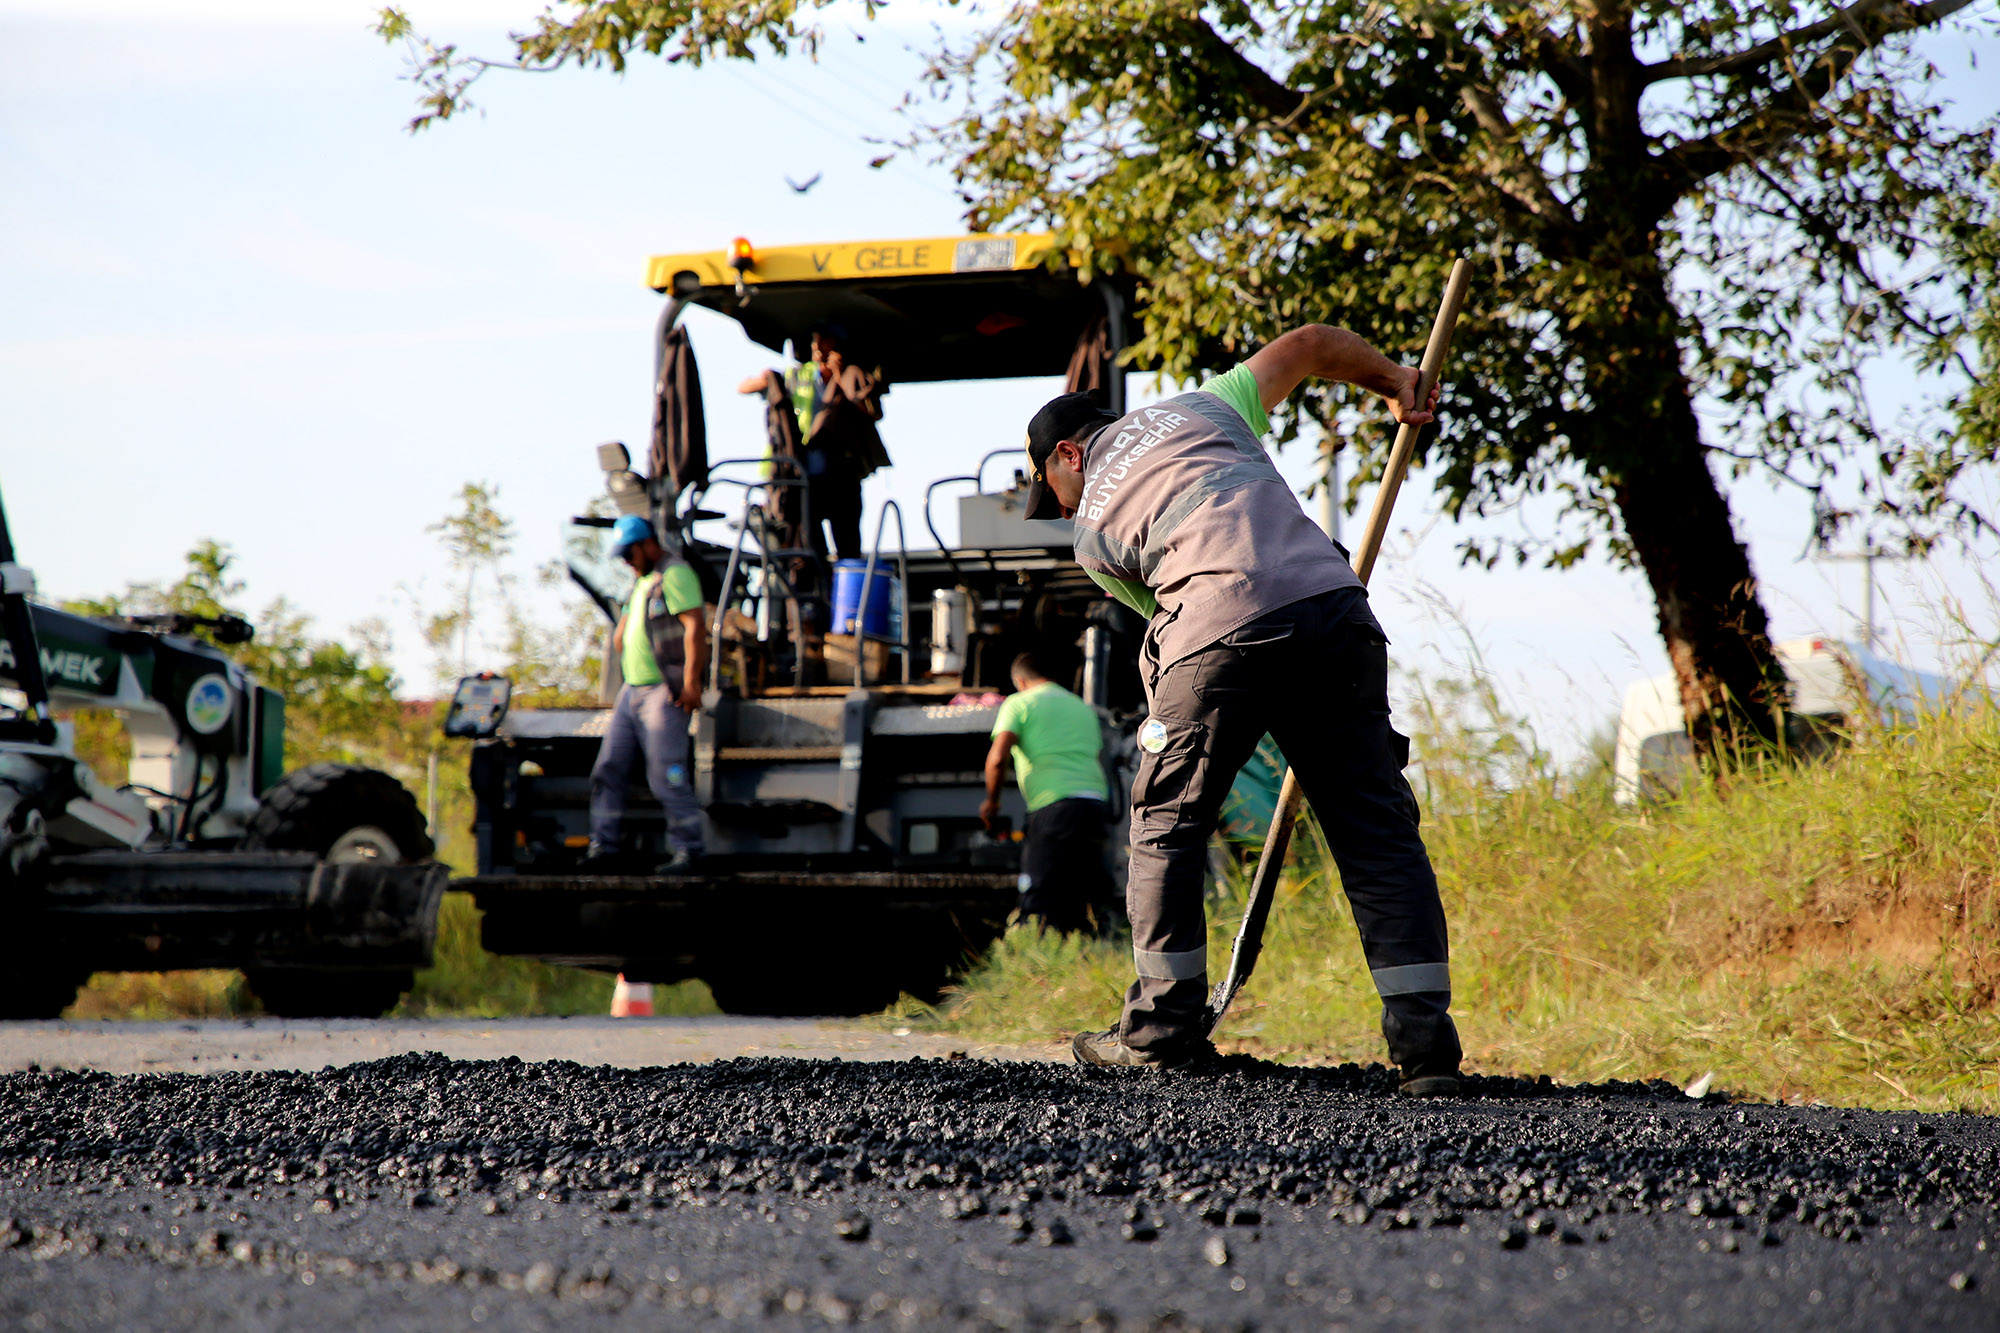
1564 5 1791 759
1591 273 1791 754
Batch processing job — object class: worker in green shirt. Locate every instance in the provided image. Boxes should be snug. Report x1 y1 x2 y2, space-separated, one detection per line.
980 653 1115 934
585 516 709 871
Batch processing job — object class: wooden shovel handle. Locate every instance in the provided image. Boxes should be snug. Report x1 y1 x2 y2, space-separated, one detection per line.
1351 258 1472 584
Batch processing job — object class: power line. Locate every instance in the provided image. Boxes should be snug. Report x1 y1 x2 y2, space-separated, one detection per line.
721 62 955 199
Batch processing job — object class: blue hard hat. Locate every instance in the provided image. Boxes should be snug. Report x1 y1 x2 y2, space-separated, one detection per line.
609 515 656 555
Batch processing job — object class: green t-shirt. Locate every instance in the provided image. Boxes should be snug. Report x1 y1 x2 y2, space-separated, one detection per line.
1083 364 1270 619
621 563 705 686
992 681 1109 811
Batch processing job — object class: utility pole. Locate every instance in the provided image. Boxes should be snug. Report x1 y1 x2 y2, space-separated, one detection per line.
1816 540 1916 651
1318 428 1341 545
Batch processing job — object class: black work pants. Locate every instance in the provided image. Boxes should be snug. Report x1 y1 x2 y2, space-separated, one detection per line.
807 465 864 562
1020 796 1118 935
1121 588 1460 1073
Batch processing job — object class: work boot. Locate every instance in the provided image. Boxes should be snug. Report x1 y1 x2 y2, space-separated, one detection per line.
575 843 624 874
1071 1027 1211 1071
1397 1065 1463 1098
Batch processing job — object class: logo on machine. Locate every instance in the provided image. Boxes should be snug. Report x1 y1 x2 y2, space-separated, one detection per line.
1139 718 1169 754
185 674 232 734
0 639 116 694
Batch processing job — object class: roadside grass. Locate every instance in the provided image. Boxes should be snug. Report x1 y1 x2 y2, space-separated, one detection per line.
928 697 2000 1114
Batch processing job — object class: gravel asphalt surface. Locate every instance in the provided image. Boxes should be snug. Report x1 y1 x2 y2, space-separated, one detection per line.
1 1024 1995 1330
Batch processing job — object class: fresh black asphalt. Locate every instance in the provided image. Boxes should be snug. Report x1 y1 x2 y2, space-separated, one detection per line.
1 1053 1994 1329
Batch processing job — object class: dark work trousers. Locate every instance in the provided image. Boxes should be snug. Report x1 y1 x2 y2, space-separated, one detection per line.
807 463 864 562
589 683 705 857
1121 588 1460 1074
1020 796 1118 935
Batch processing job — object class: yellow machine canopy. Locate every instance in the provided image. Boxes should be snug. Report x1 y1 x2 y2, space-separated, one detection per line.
646 233 1136 384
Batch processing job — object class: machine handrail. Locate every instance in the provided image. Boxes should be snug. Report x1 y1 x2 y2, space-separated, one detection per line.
707 484 807 693
974 447 1024 495
921 474 981 585
682 455 810 547
851 500 911 687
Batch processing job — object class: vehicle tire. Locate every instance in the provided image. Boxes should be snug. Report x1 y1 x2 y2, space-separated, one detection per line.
244 764 431 1018
243 762 433 864
0 963 85 1020
246 967 414 1020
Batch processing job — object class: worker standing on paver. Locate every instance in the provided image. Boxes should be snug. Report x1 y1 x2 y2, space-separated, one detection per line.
979 652 1116 935
1019 324 1461 1094
584 516 708 872
737 322 890 561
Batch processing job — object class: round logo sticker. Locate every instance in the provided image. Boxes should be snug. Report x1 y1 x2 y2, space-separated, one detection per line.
185 674 233 735
1139 718 1170 754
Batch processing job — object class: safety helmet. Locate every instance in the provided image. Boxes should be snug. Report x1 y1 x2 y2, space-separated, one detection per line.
609 515 656 556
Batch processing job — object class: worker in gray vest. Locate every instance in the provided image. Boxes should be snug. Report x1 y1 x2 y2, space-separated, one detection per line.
584 515 708 872
1019 324 1459 1095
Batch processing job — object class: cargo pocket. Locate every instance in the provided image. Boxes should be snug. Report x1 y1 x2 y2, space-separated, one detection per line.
1129 713 1210 842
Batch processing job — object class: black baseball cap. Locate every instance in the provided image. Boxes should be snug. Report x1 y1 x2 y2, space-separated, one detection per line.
1022 392 1116 521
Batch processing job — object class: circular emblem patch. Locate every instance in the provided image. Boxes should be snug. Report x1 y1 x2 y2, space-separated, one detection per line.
185 674 232 735
1139 718 1170 754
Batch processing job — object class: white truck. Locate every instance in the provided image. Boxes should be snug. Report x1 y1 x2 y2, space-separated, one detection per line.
1612 637 1956 804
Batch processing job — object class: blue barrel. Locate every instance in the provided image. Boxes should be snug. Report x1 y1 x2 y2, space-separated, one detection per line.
831 559 897 637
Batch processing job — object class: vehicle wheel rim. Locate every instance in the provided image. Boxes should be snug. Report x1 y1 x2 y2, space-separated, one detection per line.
327 825 402 864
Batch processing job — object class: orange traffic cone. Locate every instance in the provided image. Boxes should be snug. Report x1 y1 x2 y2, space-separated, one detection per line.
610 974 654 1017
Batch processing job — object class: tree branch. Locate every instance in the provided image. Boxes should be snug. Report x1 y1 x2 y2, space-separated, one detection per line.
1180 15 1310 124
1642 0 1941 211
1459 84 1577 227
1527 25 1591 108
1643 0 1976 84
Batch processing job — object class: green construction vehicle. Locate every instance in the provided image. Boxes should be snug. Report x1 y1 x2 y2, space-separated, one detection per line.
0 485 447 1019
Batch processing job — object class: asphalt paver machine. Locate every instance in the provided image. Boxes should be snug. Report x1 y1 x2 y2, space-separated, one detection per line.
0 487 447 1018
449 233 1152 1015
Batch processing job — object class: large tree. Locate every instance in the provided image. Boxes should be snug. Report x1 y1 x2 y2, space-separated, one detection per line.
383 1 1998 749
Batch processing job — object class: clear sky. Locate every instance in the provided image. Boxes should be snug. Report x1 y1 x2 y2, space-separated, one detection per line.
4 1 1995 761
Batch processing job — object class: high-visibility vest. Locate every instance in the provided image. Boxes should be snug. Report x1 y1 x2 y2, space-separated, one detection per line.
785 363 823 439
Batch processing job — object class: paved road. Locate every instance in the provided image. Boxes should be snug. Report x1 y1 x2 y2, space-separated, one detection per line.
0 1016 1064 1076
0 1029 1994 1330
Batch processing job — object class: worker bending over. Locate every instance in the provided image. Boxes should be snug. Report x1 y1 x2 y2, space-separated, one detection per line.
585 516 708 872
980 652 1116 935
1019 324 1461 1095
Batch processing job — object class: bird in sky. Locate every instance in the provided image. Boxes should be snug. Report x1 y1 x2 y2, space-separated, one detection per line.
784 172 822 194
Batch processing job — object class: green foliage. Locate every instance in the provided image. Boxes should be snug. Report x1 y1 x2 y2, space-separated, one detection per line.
1932 163 2000 518
61 541 407 773
929 3 1994 570
938 685 2000 1112
381 3 1996 561
425 481 518 683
